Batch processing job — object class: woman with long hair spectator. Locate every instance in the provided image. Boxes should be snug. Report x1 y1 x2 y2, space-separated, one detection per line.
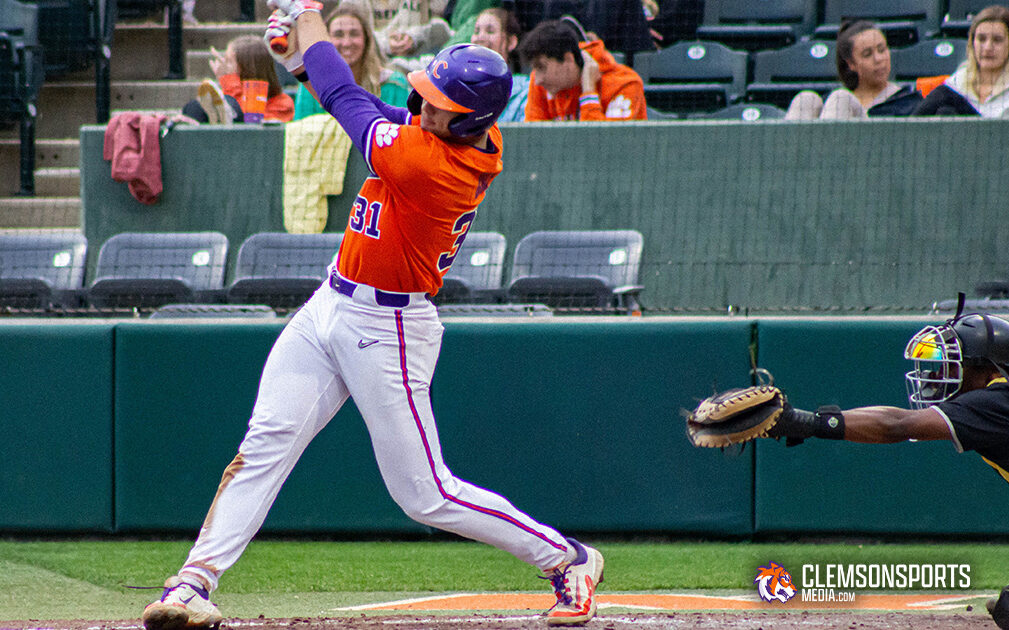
294 3 409 120
470 7 529 122
184 35 295 123
786 20 920 119
915 4 1009 117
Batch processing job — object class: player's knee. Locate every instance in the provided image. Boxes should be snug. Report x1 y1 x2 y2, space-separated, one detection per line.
387 482 451 525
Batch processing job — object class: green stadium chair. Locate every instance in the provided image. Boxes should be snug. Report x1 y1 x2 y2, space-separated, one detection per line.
695 0 818 52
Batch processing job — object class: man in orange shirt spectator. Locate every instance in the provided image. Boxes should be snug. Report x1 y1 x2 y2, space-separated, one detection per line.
518 18 647 121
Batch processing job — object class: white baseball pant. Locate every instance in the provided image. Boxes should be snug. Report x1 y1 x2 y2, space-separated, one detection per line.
178 273 571 590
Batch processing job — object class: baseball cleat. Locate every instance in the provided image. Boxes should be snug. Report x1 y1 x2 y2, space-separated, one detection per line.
142 575 223 630
543 538 604 626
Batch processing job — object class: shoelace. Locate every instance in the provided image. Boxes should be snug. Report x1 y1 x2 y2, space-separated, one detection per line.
540 567 574 606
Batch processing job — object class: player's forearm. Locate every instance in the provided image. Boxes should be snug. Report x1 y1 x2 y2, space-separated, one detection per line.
842 406 951 443
842 406 915 442
301 41 378 151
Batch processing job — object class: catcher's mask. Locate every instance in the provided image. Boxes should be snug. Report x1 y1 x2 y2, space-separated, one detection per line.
905 308 1009 408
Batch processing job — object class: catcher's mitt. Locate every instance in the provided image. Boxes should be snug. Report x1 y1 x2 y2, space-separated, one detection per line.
686 385 785 448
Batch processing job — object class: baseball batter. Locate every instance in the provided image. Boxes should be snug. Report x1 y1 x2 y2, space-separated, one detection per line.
141 3 602 629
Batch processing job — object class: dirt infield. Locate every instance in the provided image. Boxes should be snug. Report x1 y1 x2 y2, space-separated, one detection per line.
4 592 1000 629
3 611 999 630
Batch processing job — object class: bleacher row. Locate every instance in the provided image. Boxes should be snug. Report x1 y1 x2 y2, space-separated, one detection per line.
634 0 996 118
0 229 645 317
635 35 967 118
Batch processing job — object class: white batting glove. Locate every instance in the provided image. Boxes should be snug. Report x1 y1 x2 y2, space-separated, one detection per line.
266 0 321 21
264 10 304 74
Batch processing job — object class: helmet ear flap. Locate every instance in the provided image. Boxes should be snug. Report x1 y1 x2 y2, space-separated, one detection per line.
407 89 422 116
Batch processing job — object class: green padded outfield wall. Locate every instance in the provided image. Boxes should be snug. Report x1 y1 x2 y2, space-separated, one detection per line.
81 120 1009 313
0 322 115 532
110 318 754 535
754 318 1009 536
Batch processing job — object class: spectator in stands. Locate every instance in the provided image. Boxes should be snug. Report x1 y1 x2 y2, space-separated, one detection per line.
518 18 647 121
341 0 453 72
183 35 295 123
440 0 499 48
785 20 921 120
294 4 409 120
470 7 529 122
914 5 1009 117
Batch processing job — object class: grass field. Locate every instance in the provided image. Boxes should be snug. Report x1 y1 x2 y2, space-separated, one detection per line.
2 538 1008 620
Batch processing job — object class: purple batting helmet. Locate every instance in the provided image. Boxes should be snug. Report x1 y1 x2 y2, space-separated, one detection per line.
407 43 512 137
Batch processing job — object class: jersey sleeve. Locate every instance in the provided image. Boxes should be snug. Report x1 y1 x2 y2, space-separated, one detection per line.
582 80 648 121
303 42 389 155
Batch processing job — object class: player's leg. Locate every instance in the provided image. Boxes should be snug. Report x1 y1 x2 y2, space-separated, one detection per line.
143 288 350 630
333 299 603 624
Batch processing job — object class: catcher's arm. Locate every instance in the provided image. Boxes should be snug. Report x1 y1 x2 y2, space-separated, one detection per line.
685 385 845 448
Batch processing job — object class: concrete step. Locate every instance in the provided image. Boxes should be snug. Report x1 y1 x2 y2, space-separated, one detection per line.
29 80 203 138
0 196 81 228
107 23 268 81
35 168 81 197
0 139 81 196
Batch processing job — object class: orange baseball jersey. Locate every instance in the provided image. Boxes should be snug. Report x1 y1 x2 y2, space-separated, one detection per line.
525 40 647 122
336 117 504 295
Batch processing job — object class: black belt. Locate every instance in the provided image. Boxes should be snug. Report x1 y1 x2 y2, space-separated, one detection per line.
329 271 415 308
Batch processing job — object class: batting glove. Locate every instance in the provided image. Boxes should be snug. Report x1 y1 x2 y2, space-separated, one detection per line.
264 10 304 74
266 0 321 21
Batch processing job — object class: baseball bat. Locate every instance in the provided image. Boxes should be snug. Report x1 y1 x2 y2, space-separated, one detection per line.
270 34 289 54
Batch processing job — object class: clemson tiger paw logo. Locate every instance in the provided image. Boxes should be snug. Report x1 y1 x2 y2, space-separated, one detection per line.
375 123 400 147
754 562 797 603
605 95 633 119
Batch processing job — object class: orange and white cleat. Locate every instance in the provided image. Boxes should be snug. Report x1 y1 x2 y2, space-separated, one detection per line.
543 538 604 626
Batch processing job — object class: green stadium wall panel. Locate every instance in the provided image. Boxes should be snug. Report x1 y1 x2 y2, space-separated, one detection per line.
112 320 436 534
754 318 1009 535
81 120 1009 313
432 319 756 535
0 322 114 532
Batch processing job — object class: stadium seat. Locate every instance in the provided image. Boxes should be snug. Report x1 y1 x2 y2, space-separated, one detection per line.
88 232 229 310
0 231 86 309
889 38 967 84
226 232 342 310
436 231 507 304
689 102 786 121
506 230 644 314
694 0 818 51
0 0 43 195
813 0 944 47
632 40 749 115
942 0 991 38
746 40 839 109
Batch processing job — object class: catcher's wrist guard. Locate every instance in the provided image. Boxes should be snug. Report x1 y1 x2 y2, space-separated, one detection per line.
770 404 845 446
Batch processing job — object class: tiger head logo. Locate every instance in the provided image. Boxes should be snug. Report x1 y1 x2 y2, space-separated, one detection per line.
754 562 797 603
